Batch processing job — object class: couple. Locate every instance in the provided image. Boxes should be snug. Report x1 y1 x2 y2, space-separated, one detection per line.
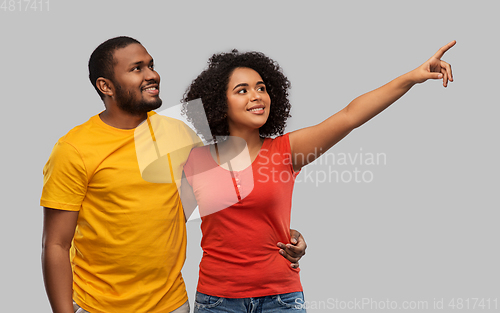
41 36 455 313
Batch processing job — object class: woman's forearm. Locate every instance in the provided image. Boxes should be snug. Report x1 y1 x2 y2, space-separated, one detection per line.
343 71 416 129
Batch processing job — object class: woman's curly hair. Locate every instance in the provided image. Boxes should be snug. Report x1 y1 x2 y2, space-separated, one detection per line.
181 50 291 143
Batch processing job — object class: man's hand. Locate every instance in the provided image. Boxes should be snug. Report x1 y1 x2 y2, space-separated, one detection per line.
277 229 307 269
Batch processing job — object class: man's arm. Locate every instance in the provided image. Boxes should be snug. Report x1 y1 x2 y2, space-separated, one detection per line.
42 207 78 313
278 229 307 268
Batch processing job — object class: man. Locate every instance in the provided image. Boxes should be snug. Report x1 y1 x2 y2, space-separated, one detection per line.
41 36 306 313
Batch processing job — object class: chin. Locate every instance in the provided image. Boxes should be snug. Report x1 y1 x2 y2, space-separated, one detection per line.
118 98 163 115
140 98 163 112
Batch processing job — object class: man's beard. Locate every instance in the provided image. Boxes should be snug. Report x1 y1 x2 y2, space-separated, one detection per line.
114 82 162 115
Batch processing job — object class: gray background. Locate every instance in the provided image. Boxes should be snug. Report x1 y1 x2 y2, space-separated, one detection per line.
1 0 498 312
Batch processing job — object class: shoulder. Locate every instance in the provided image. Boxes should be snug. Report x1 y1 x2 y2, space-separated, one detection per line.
46 117 98 164
47 116 97 157
187 144 210 160
46 114 110 173
184 144 210 175
264 133 291 153
147 112 202 146
55 115 100 146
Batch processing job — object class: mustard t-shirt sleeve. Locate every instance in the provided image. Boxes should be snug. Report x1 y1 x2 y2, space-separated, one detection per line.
40 140 87 211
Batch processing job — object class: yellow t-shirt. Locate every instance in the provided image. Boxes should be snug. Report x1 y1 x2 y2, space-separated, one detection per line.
41 112 202 313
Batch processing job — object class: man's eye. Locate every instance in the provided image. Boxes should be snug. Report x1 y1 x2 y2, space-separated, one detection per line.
149 64 155 70
132 66 140 71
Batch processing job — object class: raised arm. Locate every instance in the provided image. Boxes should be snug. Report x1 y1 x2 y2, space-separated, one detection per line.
289 41 456 171
42 207 78 313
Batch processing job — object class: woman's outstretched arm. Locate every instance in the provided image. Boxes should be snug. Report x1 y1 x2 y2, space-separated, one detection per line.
289 40 456 171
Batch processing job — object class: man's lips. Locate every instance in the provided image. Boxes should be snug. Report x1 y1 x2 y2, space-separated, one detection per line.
142 85 159 95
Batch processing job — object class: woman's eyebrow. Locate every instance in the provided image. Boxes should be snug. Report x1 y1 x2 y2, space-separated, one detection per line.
232 81 265 91
232 83 249 91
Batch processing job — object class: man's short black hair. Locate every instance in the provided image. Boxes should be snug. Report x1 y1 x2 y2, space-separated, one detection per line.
88 36 141 100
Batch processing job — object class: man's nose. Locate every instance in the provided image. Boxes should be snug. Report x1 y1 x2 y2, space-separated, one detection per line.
145 68 160 82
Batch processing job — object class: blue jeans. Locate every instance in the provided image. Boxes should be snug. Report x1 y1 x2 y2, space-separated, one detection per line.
194 291 306 312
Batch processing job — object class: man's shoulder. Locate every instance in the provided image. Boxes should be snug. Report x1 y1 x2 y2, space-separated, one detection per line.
55 115 98 145
44 117 98 173
61 114 100 136
148 112 190 130
147 112 202 145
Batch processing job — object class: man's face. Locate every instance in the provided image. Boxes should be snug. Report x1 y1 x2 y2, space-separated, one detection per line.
111 43 162 115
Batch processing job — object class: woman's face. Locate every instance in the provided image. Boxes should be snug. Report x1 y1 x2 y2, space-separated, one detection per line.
225 67 271 134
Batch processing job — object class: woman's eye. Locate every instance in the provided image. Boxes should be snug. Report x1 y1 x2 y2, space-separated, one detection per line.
238 89 247 94
258 86 266 92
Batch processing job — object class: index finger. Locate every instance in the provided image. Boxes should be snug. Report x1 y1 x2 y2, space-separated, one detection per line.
433 40 456 59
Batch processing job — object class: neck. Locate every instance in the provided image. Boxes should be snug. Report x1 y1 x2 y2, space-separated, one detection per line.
99 106 148 130
227 128 263 151
214 128 264 168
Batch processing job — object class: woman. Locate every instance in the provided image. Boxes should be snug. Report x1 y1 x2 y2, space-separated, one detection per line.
181 41 455 312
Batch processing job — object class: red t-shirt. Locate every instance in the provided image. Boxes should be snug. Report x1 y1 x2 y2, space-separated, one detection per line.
184 133 302 298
